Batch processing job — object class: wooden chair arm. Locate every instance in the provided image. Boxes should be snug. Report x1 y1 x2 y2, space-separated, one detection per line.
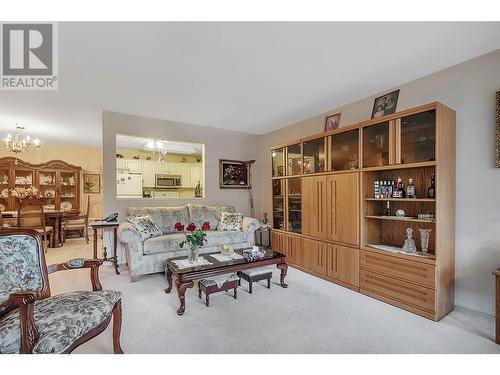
47 258 103 291
0 291 40 354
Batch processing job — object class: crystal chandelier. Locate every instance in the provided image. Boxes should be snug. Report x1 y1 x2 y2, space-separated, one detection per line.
145 139 168 162
4 124 41 163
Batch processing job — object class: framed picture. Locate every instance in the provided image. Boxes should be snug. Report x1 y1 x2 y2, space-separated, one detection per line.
496 91 500 167
371 89 400 119
83 173 101 194
219 159 250 189
324 113 341 132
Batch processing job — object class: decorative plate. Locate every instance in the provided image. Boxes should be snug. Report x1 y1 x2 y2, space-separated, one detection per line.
0 204 5 212
1 188 8 198
44 189 56 198
61 201 72 211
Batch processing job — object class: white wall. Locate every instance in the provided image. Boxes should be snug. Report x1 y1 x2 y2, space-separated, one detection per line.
102 111 261 219
257 49 500 315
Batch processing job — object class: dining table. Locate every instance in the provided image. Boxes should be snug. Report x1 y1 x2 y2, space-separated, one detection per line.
1 209 80 248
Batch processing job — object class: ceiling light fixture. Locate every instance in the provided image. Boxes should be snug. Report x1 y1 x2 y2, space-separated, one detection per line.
4 124 41 164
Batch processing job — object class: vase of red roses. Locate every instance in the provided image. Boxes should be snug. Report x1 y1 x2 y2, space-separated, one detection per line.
174 221 211 263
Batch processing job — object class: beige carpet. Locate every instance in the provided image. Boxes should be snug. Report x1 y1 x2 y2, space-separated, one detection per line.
45 239 500 354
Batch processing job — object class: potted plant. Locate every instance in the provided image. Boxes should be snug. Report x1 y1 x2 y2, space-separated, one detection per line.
174 221 211 263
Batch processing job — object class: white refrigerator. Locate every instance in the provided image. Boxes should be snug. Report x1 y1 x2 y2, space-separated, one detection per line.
117 173 143 198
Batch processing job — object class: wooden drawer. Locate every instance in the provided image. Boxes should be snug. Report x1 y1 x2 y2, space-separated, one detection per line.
360 270 436 315
360 250 435 288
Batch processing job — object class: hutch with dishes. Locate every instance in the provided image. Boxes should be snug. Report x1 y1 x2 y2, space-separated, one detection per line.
270 102 455 321
0 158 81 213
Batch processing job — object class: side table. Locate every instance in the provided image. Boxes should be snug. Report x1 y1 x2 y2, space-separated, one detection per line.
90 221 120 275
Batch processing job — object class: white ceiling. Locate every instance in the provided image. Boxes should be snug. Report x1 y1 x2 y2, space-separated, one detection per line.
1 22 500 147
116 134 203 155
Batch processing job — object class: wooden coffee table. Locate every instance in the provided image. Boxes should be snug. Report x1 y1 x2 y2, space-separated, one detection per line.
165 248 288 315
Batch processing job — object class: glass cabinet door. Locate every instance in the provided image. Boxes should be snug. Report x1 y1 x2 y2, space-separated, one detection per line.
287 178 301 233
271 148 285 177
0 169 9 212
272 179 285 230
60 171 77 211
286 144 302 175
363 121 390 168
400 110 436 164
303 138 326 174
331 129 359 171
39 171 57 211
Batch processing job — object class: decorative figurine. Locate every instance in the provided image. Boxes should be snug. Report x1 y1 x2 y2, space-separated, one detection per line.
194 181 203 198
396 209 405 217
402 228 417 253
262 212 268 225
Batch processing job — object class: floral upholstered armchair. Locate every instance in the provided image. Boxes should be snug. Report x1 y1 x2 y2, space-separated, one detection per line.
0 229 124 354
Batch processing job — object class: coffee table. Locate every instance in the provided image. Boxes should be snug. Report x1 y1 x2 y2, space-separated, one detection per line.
165 247 288 315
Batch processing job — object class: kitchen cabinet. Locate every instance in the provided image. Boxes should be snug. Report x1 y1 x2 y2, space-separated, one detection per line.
126 159 142 174
153 191 180 198
180 163 192 187
190 164 203 188
166 162 181 175
141 160 156 187
116 159 126 170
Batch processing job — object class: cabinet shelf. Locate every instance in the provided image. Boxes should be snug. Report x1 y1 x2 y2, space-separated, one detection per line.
362 161 436 172
364 197 435 202
365 215 435 224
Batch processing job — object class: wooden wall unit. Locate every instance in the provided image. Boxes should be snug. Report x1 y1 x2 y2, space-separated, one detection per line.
270 102 455 321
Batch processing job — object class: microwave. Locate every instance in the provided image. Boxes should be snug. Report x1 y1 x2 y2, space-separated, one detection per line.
155 174 182 189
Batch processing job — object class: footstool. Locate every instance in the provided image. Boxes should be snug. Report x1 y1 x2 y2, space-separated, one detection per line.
237 267 273 294
198 273 240 307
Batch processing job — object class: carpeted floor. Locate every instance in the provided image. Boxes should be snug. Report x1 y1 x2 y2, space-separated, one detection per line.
46 239 500 354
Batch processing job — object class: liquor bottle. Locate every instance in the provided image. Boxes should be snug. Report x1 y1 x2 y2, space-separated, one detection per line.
393 177 406 198
385 201 392 216
406 178 416 199
427 174 436 198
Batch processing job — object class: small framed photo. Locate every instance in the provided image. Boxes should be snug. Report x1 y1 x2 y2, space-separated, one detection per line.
219 159 250 189
324 113 341 132
83 173 101 194
371 89 400 119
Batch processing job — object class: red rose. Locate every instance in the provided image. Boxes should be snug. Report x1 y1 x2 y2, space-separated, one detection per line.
201 221 210 231
174 222 185 232
186 223 196 232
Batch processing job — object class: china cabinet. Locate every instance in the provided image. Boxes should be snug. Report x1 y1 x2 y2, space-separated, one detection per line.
270 102 455 321
0 158 81 212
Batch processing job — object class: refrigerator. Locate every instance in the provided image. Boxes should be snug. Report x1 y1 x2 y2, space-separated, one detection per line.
117 173 143 198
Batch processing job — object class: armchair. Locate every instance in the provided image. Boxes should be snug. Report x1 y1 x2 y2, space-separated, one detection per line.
0 229 123 354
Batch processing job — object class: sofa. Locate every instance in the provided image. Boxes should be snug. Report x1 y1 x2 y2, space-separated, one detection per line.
117 204 260 281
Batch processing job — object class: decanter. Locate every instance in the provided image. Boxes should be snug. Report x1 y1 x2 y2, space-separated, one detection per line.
402 228 417 253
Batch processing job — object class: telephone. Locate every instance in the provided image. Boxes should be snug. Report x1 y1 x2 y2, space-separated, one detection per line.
102 213 118 222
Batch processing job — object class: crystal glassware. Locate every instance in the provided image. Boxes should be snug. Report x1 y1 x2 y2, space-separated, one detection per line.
419 228 432 253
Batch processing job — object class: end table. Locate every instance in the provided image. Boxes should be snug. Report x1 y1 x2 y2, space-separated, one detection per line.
90 221 120 275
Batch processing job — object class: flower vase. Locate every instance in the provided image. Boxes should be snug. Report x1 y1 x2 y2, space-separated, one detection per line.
188 244 199 264
419 228 432 253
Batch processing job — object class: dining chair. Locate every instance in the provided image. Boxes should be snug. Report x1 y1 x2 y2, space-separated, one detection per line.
0 229 124 354
62 195 90 243
17 199 54 250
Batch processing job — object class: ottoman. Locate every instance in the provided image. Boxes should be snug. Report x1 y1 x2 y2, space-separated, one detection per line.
198 273 240 307
237 267 273 294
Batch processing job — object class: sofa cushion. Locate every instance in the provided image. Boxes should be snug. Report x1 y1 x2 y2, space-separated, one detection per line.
127 215 163 241
0 290 121 354
143 231 247 255
218 212 243 231
187 204 220 229
212 205 236 221
127 206 189 234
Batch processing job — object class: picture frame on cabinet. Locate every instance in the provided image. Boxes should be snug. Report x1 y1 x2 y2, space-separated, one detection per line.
83 173 101 194
324 112 341 132
371 89 400 119
496 91 500 167
219 159 250 189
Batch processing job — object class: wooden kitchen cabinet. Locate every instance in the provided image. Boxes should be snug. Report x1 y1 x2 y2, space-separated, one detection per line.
327 245 359 287
141 160 156 187
125 159 142 174
301 176 327 239
326 173 359 246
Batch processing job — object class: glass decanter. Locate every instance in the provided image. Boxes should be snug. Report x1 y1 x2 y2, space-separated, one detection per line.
402 228 417 253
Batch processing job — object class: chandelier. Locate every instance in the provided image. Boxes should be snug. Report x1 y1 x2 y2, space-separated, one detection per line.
145 139 168 162
4 124 41 163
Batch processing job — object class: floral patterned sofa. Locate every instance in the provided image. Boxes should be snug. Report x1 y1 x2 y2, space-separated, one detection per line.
118 204 260 281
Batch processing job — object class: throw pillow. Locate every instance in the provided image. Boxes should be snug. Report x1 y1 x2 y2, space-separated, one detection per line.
217 212 243 231
127 215 163 241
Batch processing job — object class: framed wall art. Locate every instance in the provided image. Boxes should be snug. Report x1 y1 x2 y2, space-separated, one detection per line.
371 89 400 119
324 112 341 132
83 173 101 194
219 159 250 189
